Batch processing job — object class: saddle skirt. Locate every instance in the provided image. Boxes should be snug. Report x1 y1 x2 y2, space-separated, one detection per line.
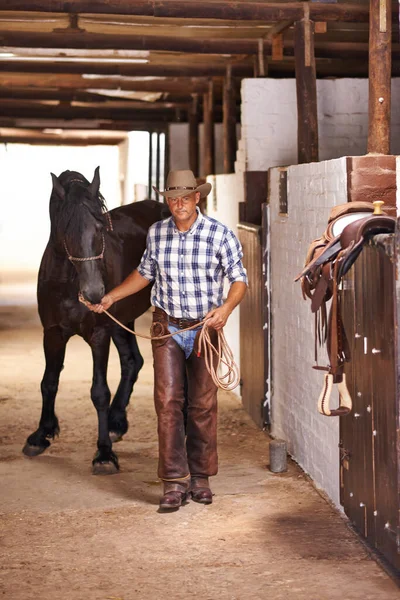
295 201 396 417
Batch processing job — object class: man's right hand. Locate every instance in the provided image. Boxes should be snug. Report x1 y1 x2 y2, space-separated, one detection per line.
86 293 114 313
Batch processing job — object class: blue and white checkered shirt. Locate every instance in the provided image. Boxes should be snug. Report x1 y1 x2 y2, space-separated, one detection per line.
137 209 248 319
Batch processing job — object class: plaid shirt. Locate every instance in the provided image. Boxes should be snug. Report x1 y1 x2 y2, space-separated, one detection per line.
137 209 248 319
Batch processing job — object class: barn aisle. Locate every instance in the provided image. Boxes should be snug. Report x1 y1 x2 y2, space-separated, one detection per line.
0 299 398 600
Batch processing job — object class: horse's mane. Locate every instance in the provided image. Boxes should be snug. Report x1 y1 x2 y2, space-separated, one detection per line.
53 170 108 243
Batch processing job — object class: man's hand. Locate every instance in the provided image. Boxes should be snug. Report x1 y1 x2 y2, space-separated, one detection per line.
204 305 231 331
86 293 114 314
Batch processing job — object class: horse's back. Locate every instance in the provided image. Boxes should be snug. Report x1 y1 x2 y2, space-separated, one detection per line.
110 199 169 232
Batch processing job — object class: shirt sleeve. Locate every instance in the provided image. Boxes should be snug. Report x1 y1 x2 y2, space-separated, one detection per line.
137 230 156 282
219 229 248 285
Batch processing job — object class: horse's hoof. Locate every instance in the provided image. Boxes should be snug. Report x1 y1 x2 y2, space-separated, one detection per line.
109 431 123 443
22 443 48 457
92 461 119 475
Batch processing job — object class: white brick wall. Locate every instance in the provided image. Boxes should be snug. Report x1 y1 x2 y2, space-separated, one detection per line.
239 78 400 171
269 158 348 508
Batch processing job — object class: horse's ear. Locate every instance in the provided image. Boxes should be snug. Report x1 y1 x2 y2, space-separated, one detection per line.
50 173 65 200
88 166 100 198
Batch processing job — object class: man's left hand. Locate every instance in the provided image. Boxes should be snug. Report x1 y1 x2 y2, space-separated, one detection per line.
204 305 231 331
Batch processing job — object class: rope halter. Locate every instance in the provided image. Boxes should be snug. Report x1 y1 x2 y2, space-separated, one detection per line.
64 233 105 262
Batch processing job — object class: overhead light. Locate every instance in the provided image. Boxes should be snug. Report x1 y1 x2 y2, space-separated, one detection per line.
0 52 15 58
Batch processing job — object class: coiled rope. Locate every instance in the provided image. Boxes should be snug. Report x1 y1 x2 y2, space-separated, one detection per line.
79 295 240 391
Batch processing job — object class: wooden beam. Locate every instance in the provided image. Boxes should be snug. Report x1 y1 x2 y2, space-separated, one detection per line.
188 95 199 177
0 128 127 145
368 0 392 154
0 2 375 23
267 19 295 40
203 81 215 177
0 35 395 59
0 74 211 94
272 34 284 61
294 18 319 163
314 22 327 34
0 104 182 121
0 61 252 78
223 65 237 174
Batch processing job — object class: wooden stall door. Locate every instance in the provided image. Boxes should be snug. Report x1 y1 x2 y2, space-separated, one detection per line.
238 223 265 428
340 241 400 570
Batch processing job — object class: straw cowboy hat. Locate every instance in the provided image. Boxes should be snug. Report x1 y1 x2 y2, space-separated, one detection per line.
153 169 212 199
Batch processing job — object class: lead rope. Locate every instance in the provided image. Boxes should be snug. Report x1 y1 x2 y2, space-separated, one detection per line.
79 295 240 392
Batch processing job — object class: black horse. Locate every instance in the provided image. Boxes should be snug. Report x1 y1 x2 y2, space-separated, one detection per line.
23 167 166 474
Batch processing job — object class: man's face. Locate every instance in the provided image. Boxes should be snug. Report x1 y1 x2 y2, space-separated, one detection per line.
166 191 200 229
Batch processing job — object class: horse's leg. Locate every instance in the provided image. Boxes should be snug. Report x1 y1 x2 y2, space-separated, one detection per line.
89 327 119 475
108 321 144 442
23 326 69 457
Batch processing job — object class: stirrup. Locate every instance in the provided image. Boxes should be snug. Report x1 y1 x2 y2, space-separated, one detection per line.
318 373 352 417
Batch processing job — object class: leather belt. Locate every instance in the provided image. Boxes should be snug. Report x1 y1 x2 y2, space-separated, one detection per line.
154 308 202 330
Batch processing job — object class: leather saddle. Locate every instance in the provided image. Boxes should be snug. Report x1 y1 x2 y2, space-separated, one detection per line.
295 201 395 417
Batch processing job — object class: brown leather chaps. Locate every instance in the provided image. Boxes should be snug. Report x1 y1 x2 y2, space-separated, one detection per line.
151 310 218 482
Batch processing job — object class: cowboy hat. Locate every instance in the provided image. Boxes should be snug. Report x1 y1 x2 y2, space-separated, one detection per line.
153 169 212 199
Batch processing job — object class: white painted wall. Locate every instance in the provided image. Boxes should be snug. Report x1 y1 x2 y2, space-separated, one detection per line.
269 158 349 507
205 172 245 397
0 144 120 277
119 131 150 204
239 78 400 171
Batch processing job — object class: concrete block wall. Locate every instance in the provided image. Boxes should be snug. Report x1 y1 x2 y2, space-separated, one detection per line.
269 157 349 508
238 78 400 172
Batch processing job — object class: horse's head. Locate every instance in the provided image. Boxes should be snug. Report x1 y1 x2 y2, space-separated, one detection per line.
50 166 109 304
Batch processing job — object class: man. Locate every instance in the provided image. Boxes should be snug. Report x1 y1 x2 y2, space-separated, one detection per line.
88 170 248 511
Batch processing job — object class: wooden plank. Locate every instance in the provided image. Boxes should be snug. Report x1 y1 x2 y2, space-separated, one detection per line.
223 66 236 174
294 18 319 163
368 0 392 154
202 80 215 176
315 22 327 34
368 243 399 568
238 224 264 429
266 19 294 40
1 32 395 58
0 74 211 94
0 60 253 77
188 95 199 177
0 2 374 23
341 240 400 571
272 33 284 61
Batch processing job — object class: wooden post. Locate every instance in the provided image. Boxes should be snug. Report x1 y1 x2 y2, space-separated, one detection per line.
203 80 215 176
368 0 392 154
148 130 153 199
294 13 319 163
188 94 199 177
223 65 237 174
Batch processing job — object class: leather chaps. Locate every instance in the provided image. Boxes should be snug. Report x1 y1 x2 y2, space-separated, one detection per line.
151 309 219 481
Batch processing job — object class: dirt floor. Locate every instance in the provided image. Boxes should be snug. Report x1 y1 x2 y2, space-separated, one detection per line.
0 299 399 600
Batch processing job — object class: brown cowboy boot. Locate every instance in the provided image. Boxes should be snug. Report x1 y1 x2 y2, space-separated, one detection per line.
159 481 189 511
191 476 213 505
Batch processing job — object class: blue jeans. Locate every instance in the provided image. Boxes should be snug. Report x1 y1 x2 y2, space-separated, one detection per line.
168 324 201 358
